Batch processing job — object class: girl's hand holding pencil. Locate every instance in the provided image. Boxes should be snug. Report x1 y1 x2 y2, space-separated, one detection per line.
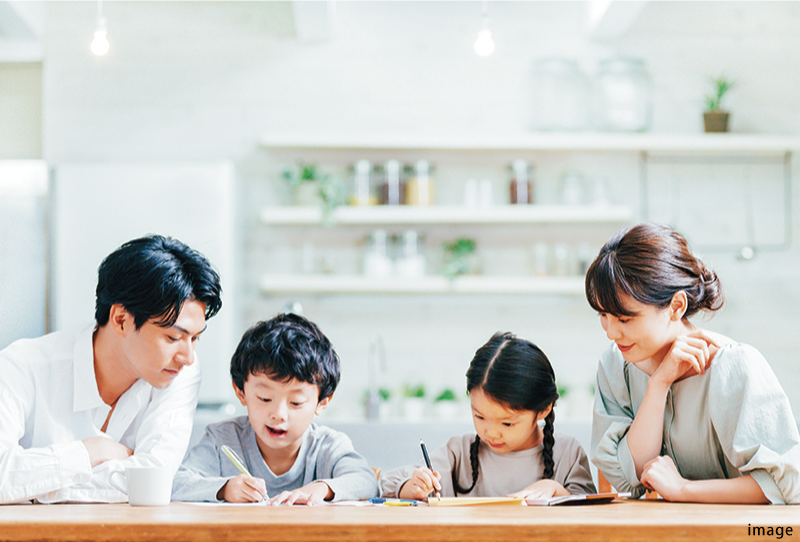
399 467 442 501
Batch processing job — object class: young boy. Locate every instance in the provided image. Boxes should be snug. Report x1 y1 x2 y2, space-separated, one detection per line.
172 313 378 504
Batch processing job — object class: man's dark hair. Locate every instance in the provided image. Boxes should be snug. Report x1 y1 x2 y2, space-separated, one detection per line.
230 313 340 402
95 235 222 329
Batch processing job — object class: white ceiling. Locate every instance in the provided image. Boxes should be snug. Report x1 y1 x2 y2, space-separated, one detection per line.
0 1 648 64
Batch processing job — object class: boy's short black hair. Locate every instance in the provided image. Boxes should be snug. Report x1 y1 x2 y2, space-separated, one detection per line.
95 234 222 329
230 313 340 402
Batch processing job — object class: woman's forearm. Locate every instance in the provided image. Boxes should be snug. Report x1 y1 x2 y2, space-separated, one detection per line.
627 378 670 478
680 474 770 504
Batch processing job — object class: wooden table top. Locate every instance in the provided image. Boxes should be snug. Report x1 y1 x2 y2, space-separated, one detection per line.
0 500 797 542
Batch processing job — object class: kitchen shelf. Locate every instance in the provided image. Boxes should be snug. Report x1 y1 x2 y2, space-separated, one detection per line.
260 205 634 226
260 132 800 153
259 274 585 296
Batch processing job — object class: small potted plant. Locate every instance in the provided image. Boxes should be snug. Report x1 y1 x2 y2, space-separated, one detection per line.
703 76 735 133
402 383 427 421
282 162 347 224
441 238 478 279
555 383 570 415
434 388 460 420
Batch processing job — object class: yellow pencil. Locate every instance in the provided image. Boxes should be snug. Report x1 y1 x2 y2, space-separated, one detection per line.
221 445 252 476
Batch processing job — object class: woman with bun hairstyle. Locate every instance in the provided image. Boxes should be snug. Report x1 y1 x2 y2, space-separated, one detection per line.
587 222 799 504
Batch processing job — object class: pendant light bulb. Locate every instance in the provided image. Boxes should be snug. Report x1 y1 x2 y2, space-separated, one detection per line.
474 2 494 57
91 2 109 56
474 27 494 57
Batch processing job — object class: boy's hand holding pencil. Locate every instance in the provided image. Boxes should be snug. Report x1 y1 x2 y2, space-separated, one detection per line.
218 444 267 503
219 474 268 503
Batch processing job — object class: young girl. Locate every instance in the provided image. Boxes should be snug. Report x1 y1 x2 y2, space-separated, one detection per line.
380 332 596 500
587 222 800 504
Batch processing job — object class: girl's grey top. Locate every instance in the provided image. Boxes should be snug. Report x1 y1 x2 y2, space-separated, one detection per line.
172 417 379 502
380 431 596 498
591 342 800 504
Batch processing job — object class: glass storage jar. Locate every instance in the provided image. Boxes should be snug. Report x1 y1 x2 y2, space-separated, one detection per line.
532 58 590 131
594 57 653 132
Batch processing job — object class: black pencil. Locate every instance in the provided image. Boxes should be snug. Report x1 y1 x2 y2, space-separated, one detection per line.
419 439 441 501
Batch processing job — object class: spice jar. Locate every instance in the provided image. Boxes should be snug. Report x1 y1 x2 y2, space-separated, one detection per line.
509 159 533 204
406 160 435 206
350 160 376 206
379 160 406 205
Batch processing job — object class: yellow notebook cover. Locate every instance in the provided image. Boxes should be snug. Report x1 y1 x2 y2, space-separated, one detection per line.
427 497 524 507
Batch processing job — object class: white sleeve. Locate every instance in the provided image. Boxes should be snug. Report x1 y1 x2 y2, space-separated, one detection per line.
0 350 92 504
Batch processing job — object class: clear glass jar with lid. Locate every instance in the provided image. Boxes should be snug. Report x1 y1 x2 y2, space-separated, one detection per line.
594 57 653 132
532 57 590 131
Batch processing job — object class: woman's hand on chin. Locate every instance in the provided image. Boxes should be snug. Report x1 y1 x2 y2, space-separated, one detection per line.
653 328 722 387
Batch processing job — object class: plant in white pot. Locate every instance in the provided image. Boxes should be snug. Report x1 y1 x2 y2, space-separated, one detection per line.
402 383 427 422
434 388 460 420
703 76 735 133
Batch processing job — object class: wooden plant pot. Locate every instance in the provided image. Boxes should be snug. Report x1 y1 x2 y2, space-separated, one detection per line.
703 111 730 133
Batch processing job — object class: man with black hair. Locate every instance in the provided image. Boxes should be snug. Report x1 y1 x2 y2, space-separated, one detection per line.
0 235 222 503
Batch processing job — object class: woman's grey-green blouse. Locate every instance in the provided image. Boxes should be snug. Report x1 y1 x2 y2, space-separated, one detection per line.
591 342 800 504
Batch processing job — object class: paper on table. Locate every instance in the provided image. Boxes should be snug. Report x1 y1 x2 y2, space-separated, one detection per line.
525 492 628 506
182 500 267 507
426 497 524 507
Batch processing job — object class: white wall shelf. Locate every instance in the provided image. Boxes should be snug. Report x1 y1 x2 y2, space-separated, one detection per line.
260 205 634 226
260 133 800 153
259 274 585 296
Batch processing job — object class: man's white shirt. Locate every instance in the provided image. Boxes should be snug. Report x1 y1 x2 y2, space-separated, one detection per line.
0 323 200 503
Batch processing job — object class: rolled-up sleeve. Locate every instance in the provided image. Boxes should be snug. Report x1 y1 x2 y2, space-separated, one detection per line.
709 345 800 504
591 349 646 498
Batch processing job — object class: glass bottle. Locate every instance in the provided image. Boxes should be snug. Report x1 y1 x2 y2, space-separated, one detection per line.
379 159 405 205
395 230 426 278
595 57 653 132
363 229 393 277
350 160 375 206
406 160 435 206
510 159 533 204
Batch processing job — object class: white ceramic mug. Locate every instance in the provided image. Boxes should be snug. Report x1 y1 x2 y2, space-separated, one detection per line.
108 466 172 506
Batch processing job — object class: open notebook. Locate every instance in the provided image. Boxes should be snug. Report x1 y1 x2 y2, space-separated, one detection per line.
525 492 625 506
426 493 624 507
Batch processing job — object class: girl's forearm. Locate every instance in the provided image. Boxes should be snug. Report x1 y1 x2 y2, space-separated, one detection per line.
627 378 670 478
680 474 770 504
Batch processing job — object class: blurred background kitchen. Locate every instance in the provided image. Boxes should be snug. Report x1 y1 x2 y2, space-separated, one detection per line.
2 1 799 469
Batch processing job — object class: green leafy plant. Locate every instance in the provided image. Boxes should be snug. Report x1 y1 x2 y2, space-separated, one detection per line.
435 389 457 402
441 238 477 279
557 383 570 399
704 76 735 112
363 387 391 403
403 383 426 398
282 162 347 225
